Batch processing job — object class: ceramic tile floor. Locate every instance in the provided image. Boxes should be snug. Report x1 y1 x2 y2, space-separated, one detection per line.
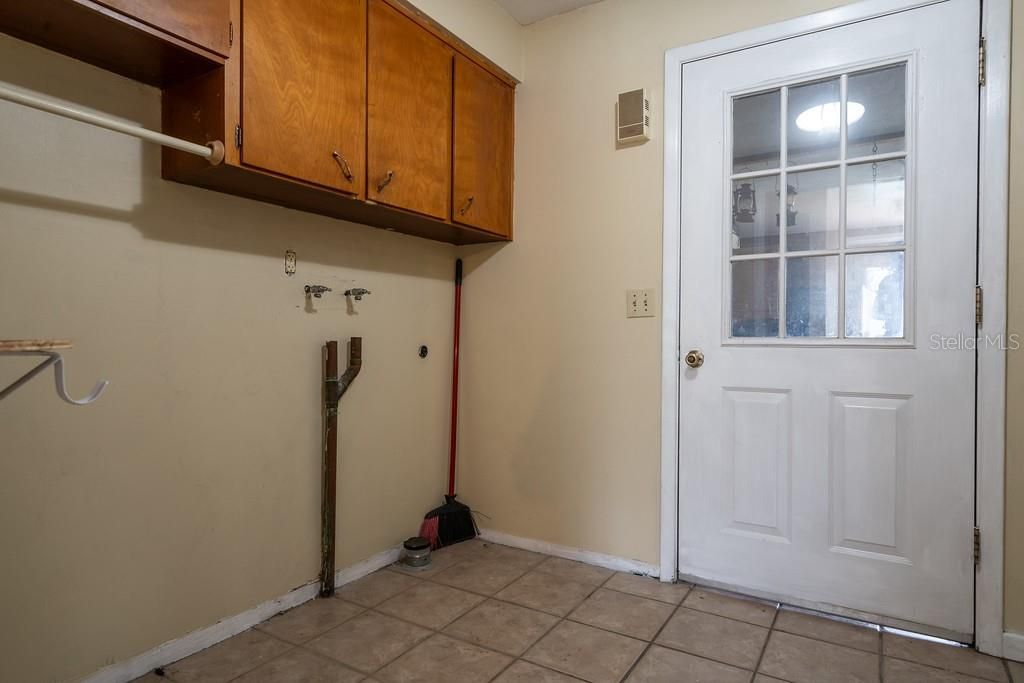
134 540 1023 683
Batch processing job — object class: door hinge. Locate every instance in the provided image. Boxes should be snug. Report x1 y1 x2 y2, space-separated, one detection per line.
976 285 984 327
229 21 234 47
978 37 986 86
234 124 242 149
974 526 981 565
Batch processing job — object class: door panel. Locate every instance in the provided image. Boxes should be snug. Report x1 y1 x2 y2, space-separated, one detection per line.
98 0 231 56
453 54 514 237
241 0 366 195
678 0 978 638
724 388 791 540
367 0 452 219
829 392 909 560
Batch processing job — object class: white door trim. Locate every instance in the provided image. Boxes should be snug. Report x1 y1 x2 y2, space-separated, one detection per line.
659 0 1010 655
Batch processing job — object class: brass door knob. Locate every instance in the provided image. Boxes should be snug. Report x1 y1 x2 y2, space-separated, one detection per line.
684 349 704 368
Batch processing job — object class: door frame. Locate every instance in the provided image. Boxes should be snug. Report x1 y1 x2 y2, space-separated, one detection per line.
659 0 1011 654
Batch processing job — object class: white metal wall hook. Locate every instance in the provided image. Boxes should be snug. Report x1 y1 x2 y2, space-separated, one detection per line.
0 341 109 406
51 355 109 405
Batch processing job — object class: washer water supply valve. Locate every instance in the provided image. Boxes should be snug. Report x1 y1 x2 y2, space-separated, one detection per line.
344 288 371 301
305 284 332 298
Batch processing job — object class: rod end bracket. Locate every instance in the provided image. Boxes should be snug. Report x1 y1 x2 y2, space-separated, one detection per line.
206 140 226 165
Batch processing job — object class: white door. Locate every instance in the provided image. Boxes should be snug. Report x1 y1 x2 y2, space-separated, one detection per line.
678 0 979 639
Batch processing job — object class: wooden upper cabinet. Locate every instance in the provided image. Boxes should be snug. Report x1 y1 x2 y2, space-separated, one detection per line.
367 0 453 220
453 54 514 238
96 0 231 56
241 0 366 196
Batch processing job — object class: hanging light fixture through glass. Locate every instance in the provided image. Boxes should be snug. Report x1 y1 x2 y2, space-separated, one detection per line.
733 182 757 223
776 182 798 227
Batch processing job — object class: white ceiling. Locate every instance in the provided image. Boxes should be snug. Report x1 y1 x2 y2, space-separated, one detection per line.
495 0 603 25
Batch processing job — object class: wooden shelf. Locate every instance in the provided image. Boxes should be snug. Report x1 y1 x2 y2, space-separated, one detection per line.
0 0 225 87
0 340 73 352
162 161 508 246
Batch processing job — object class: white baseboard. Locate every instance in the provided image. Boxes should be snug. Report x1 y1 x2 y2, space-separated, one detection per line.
1004 630 1024 663
333 546 403 588
478 528 659 578
79 545 401 683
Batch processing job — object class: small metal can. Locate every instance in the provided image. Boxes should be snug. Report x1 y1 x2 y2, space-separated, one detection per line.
401 536 431 569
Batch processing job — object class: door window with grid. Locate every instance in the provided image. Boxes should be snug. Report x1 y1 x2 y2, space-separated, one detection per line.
728 63 909 341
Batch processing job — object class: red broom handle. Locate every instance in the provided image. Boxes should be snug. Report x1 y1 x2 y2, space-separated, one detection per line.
448 259 463 497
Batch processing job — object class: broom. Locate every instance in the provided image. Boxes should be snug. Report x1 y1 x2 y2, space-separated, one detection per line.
420 259 477 549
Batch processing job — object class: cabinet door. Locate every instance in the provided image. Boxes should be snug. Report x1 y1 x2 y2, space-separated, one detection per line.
241 0 366 196
97 0 231 56
367 0 452 219
453 54 514 237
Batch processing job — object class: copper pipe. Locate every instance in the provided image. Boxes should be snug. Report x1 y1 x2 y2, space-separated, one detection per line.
320 338 362 597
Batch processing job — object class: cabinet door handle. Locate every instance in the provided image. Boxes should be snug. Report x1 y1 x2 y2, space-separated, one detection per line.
458 196 475 216
376 170 394 193
332 151 354 182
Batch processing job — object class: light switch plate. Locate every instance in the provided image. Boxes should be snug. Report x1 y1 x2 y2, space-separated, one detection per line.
627 288 656 318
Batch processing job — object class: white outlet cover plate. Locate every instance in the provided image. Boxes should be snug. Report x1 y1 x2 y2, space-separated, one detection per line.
627 288 657 318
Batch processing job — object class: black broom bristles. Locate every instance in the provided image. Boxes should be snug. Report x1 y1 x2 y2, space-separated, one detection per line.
419 494 477 549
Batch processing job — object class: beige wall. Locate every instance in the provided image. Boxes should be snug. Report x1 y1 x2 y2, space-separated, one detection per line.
1 1 1021 680
0 0 523 676
411 0 524 80
458 0 1024 634
0 36 464 683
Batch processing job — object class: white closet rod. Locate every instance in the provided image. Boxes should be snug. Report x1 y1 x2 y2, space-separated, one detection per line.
0 82 224 164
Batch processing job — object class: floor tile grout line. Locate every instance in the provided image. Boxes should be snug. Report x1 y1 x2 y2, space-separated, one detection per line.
300 607 436 677
427 565 607 600
651 609 777 674
374 566 776 679
217 629 300 683
879 650 1010 682
768 623 881 655
515 562 622 680
684 596 890 656
352 559 594 682
616 583 697 682
342 565 436 607
392 545 670 606
388 555 685 642
752 604 782 680
878 624 885 682
683 589 780 628
260 565 715 678
318 603 563 673
674 602 776 630
583 582 692 607
509 658 594 683
156 542 1015 683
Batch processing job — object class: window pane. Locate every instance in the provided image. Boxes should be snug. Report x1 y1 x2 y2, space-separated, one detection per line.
788 78 841 165
731 175 779 255
732 259 780 338
733 90 781 173
847 160 905 247
785 167 840 251
845 251 905 338
847 64 906 158
787 256 839 337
